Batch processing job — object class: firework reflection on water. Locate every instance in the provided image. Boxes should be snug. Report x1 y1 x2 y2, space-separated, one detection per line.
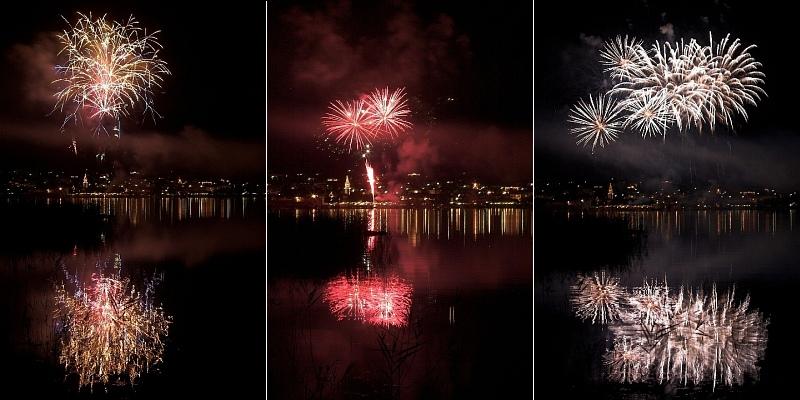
54 254 170 391
570 272 768 389
323 271 413 327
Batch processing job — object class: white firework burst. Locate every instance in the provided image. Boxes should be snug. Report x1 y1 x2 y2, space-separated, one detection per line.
600 35 644 80
568 93 624 152
614 34 764 134
622 90 674 137
704 34 767 129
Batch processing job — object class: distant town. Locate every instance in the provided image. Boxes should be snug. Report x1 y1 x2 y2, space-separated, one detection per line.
536 179 800 209
0 169 265 197
268 172 532 207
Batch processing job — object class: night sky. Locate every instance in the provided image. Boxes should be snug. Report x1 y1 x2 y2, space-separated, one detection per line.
536 0 800 191
268 0 532 184
0 1 265 179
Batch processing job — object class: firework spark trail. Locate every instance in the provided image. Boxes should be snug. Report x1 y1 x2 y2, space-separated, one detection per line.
54 256 170 390
570 33 765 147
54 13 170 137
323 272 413 327
570 273 768 389
568 93 625 152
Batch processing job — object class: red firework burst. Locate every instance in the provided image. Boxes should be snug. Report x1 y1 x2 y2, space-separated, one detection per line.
322 99 375 151
364 87 412 139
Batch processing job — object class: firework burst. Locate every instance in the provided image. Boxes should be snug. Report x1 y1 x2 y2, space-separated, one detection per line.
364 87 412 138
54 13 170 136
322 99 375 152
599 35 644 79
569 33 765 148
322 87 412 152
622 91 674 137
568 93 625 152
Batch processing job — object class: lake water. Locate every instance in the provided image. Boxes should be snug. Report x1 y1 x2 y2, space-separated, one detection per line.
536 209 800 398
0 197 265 398
268 207 533 399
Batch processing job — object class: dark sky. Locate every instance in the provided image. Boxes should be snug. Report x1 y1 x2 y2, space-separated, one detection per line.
268 0 532 184
0 1 265 179
536 0 800 190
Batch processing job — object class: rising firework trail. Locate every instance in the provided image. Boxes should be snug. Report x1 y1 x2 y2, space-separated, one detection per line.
54 13 170 137
365 159 376 205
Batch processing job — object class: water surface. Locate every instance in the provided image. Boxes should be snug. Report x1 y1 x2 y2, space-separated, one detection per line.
268 207 532 399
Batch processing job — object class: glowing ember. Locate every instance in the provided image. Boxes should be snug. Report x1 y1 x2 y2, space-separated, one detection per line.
54 13 170 136
323 272 413 327
54 257 170 390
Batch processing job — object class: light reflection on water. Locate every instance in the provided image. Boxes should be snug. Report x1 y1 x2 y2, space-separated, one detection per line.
1 198 265 395
570 272 768 389
595 209 795 237
281 207 531 242
537 209 800 397
4 196 263 225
